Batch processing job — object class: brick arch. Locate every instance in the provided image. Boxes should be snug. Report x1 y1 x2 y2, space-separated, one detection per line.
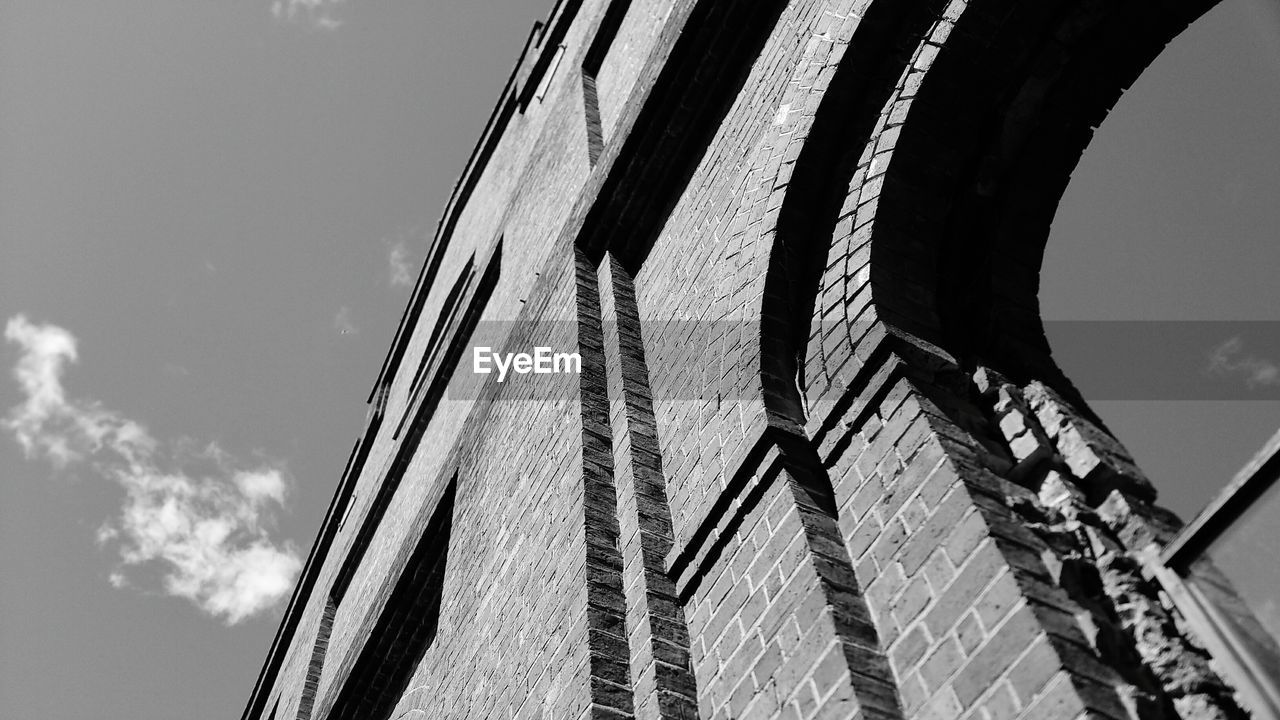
765 0 1225 439
759 3 1255 719
859 0 1221 398
760 0 954 436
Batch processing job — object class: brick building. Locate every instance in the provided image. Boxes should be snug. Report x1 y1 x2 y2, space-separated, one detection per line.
240 1 1280 718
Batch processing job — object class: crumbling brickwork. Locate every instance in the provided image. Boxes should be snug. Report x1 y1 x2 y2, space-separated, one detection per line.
241 0 1266 719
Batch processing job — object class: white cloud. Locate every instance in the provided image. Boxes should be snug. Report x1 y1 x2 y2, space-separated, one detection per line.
388 239 415 289
4 316 153 467
113 465 300 624
4 316 301 624
271 0 345 31
1208 336 1280 388
334 306 359 336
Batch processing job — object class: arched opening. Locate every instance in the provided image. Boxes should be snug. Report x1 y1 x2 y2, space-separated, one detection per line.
748 0 1280 713
1040 11 1280 704
749 0 1280 713
1042 0 1280 519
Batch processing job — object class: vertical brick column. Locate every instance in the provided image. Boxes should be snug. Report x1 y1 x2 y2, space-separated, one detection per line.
824 370 1140 720
672 440 904 720
771 451 905 720
598 253 701 719
820 349 1249 720
578 251 638 720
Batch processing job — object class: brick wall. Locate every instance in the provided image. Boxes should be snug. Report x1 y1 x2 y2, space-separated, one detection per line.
240 1 1263 719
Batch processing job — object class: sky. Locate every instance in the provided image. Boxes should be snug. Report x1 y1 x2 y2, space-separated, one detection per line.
0 1 554 718
0 1 1277 719
1042 0 1280 517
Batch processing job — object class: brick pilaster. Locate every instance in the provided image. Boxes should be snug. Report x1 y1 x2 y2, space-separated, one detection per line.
599 253 701 719
579 250 638 719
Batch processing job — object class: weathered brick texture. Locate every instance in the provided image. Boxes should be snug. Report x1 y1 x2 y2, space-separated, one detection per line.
241 1 1266 719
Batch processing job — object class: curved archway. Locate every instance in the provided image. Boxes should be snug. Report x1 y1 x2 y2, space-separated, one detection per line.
863 0 1221 402
760 0 951 435
1042 0 1280 519
759 0 1263 715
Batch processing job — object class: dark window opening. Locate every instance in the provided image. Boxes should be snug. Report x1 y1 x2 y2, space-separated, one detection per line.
326 478 457 720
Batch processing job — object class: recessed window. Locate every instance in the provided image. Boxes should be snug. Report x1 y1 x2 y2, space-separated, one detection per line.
325 478 457 720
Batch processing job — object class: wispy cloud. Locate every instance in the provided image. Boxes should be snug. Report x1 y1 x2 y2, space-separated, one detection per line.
1208 336 1280 388
388 239 415 289
334 306 359 336
4 318 153 467
4 316 301 624
270 0 345 31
